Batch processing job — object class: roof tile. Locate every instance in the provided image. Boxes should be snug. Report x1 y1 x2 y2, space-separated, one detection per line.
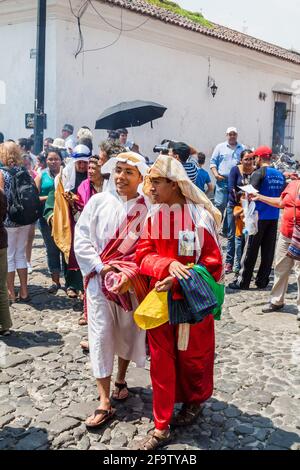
100 0 300 65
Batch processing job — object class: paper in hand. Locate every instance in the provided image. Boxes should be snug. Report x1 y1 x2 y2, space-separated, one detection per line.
238 184 259 195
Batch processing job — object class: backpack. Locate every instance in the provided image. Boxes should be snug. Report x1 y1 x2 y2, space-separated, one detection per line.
4 167 42 225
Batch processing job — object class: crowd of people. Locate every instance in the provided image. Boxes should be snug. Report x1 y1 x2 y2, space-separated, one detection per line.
0 123 299 450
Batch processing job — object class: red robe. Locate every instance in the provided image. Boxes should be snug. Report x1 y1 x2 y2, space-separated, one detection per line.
135 205 223 430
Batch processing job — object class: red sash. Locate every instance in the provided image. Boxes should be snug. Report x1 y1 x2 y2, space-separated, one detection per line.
84 196 148 319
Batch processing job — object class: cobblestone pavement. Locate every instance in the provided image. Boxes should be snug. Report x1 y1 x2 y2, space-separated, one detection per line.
0 232 300 451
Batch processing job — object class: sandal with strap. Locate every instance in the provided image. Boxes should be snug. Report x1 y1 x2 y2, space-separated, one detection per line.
171 403 203 427
134 429 172 451
111 382 129 401
85 407 116 429
78 315 88 326
66 288 78 299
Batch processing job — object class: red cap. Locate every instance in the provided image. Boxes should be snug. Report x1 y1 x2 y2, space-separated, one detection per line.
253 146 273 158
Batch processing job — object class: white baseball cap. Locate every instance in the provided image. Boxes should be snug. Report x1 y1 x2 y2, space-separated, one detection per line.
226 127 238 134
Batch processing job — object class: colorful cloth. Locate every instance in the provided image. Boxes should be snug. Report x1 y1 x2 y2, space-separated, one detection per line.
83 195 149 317
76 178 97 212
192 264 225 321
168 269 218 325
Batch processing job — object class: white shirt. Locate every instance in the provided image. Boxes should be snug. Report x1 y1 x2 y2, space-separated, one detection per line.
64 134 77 152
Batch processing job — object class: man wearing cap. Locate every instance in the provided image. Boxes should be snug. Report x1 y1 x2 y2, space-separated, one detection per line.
168 142 198 184
229 146 285 290
61 124 76 153
210 128 245 237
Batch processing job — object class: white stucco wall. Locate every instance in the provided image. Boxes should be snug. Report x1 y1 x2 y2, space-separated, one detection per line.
54 6 300 162
0 15 57 141
1 0 300 166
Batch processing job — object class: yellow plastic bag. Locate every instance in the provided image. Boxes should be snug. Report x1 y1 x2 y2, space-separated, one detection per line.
134 289 168 330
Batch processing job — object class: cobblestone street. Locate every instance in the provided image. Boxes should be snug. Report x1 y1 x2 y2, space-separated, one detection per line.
0 232 300 451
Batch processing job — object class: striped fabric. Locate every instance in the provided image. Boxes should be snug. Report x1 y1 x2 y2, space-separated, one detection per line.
167 269 218 325
182 161 198 184
287 224 300 261
83 196 149 319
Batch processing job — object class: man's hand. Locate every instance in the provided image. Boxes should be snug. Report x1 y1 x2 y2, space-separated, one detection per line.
249 193 260 202
155 276 174 293
63 191 73 203
169 261 191 280
211 167 225 182
216 174 226 182
110 273 132 295
100 265 116 279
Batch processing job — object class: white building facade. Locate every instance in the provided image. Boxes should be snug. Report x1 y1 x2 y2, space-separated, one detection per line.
1 0 300 161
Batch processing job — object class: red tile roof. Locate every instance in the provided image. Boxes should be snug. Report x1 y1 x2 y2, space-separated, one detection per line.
100 0 300 65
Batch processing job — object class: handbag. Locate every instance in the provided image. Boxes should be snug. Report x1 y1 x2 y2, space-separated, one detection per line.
287 183 300 261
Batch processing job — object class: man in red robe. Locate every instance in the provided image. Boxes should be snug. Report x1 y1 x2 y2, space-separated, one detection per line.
134 155 223 450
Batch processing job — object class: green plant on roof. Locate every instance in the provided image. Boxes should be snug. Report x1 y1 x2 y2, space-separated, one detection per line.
144 0 213 27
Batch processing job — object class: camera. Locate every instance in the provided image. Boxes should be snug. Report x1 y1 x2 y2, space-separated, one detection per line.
153 144 169 155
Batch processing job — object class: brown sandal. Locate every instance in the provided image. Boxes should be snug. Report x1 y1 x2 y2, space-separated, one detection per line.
111 382 129 401
66 288 78 299
171 403 203 427
85 407 116 429
78 315 87 326
134 429 172 450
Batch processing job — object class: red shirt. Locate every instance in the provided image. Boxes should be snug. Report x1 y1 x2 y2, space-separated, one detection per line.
135 205 223 291
280 180 300 239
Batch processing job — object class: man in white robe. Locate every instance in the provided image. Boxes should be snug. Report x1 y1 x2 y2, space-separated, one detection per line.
74 152 149 429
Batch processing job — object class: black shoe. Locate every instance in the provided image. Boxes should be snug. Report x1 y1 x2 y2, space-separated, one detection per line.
228 281 249 290
262 303 284 313
255 282 269 289
16 295 31 304
73 300 84 312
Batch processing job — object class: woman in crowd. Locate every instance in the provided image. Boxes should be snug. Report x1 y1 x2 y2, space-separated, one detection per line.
23 153 38 274
0 142 31 302
0 187 12 335
76 156 106 213
58 144 90 298
35 147 64 293
98 141 126 167
253 179 300 320
225 149 255 274
35 152 47 175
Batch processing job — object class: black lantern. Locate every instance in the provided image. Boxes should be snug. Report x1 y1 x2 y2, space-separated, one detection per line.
210 81 218 98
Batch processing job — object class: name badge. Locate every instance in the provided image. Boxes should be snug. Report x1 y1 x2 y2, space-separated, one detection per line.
178 230 195 257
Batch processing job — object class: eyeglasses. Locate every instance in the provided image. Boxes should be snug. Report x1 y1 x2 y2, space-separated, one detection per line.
243 157 255 162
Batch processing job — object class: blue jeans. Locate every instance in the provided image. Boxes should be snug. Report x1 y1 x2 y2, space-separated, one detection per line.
38 217 65 274
214 179 229 234
214 179 229 216
225 206 236 265
234 235 245 272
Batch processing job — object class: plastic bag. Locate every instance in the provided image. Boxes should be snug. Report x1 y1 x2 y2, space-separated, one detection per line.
134 289 168 330
242 199 258 236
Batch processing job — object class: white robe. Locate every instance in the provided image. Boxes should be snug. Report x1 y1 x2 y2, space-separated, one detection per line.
74 191 146 379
